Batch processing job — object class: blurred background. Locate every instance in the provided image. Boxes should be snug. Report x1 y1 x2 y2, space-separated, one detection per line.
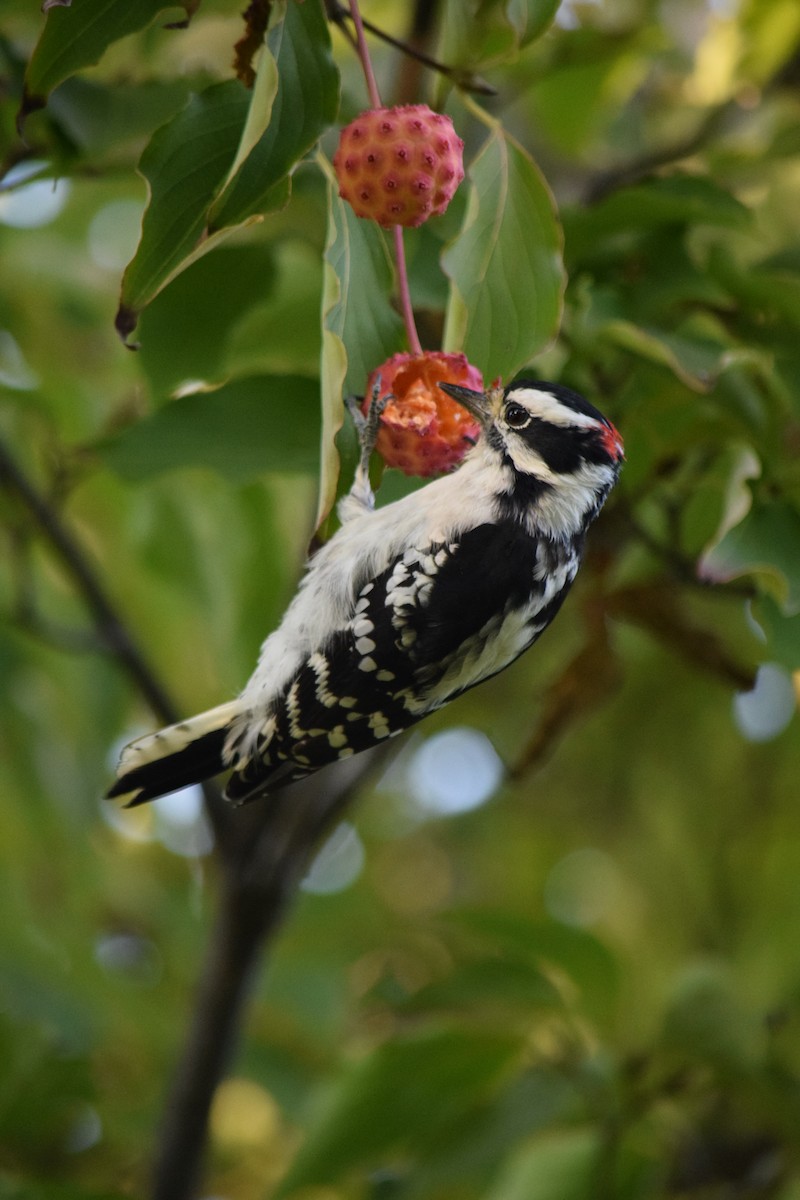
1 1 800 1197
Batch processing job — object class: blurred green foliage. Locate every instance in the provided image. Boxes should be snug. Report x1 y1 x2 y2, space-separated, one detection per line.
1 1 800 1198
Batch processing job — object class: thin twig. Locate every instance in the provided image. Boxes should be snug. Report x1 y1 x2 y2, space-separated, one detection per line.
325 1 497 96
0 433 233 845
0 435 176 722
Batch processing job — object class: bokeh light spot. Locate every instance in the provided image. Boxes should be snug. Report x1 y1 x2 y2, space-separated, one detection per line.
87 199 143 269
0 330 38 390
544 847 622 927
734 663 796 742
210 1078 280 1148
302 821 365 894
0 162 70 228
152 785 214 858
406 727 503 816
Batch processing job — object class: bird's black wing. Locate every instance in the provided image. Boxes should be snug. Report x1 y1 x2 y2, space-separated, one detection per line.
225 520 547 803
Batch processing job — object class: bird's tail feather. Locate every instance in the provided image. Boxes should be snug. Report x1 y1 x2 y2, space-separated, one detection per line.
106 701 241 807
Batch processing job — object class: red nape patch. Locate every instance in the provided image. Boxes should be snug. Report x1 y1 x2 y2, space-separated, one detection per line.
601 421 625 461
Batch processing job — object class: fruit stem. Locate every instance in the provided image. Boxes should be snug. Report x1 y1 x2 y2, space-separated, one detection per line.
348 0 423 357
348 0 382 109
393 225 423 356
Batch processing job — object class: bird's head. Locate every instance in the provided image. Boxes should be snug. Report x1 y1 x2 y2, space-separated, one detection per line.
439 378 624 535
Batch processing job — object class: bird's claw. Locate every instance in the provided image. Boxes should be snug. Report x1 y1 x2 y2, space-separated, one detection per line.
347 376 389 467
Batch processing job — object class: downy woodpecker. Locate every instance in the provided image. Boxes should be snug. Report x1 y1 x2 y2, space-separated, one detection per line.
108 379 623 807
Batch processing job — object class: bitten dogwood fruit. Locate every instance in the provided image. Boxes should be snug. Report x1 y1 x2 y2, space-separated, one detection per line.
364 352 484 477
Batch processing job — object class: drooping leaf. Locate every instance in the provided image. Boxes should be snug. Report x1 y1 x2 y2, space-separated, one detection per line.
115 0 336 338
220 1 282 191
315 165 404 532
136 242 277 396
96 374 320 482
21 0 197 122
442 123 565 382
116 81 252 340
208 0 339 232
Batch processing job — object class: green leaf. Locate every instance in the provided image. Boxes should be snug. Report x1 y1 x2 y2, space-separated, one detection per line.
315 164 405 532
220 1 282 192
277 1027 521 1195
48 77 191 160
739 0 800 84
486 1130 602 1200
115 0 336 337
702 497 800 614
22 0 196 116
442 123 565 382
708 245 800 330
602 320 720 392
136 242 276 396
660 963 764 1071
529 55 638 157
438 0 558 69
96 374 321 481
208 0 338 232
116 81 252 338
398 957 564 1017
752 595 800 671
225 239 323 380
565 175 751 262
397 1068 580 1200
449 912 620 1021
505 0 561 46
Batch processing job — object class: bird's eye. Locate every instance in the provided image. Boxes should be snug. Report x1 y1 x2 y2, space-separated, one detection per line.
504 402 530 429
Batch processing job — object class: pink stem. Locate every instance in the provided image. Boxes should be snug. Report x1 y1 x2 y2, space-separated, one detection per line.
393 225 423 356
348 0 423 357
349 0 382 109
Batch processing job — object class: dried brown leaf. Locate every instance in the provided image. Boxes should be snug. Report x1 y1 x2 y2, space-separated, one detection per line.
233 0 272 87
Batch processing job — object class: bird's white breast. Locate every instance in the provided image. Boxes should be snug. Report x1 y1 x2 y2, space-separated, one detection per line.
240 447 503 707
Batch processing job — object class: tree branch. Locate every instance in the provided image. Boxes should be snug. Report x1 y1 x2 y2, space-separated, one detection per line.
150 748 391 1200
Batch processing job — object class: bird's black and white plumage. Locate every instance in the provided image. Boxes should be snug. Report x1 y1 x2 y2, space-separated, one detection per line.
107 379 623 807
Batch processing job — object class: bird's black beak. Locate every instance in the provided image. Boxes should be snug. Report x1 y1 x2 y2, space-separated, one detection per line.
438 382 492 426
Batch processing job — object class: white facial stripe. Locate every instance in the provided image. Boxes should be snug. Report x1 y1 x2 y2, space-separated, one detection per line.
507 388 600 431
505 441 557 482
